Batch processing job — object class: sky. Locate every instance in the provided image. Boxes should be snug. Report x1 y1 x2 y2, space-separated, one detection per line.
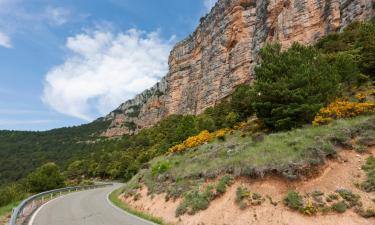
0 0 218 131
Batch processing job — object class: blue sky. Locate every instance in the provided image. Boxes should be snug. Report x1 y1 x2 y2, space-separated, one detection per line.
0 0 217 131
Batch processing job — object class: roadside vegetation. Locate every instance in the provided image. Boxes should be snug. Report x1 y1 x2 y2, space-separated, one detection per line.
109 189 172 225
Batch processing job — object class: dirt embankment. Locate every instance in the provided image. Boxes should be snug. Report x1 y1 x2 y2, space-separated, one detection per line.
120 147 375 225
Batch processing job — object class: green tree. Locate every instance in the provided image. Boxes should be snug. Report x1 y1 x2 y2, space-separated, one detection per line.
253 43 339 131
224 112 240 128
230 85 254 120
27 163 65 193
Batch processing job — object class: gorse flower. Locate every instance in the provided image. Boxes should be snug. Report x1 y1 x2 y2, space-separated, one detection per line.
313 90 375 126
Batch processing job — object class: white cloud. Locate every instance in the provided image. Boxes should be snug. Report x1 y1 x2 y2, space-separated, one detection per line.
0 32 12 48
42 28 173 121
203 0 217 11
45 6 70 26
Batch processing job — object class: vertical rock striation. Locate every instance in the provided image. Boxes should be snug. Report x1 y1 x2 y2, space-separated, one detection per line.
102 0 374 137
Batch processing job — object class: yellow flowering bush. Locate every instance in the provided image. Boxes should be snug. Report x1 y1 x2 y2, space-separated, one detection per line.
355 89 375 101
213 129 227 140
303 201 318 216
313 98 375 126
169 130 213 153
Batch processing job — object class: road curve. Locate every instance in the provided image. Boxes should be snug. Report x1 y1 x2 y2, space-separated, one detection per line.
30 184 156 225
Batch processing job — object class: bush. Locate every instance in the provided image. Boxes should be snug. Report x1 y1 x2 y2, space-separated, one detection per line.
151 161 172 177
284 191 303 210
313 98 375 125
331 201 347 213
224 112 240 128
253 43 340 131
27 163 65 193
215 175 233 194
169 130 213 153
362 156 375 192
230 85 255 120
336 189 361 207
316 20 375 80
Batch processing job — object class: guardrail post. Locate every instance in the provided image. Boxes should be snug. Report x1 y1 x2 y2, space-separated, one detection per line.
32 200 35 209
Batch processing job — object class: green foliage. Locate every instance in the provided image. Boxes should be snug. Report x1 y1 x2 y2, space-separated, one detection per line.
284 191 303 210
331 201 347 213
362 156 375 192
230 85 255 120
253 43 340 131
124 114 375 204
235 187 250 209
316 20 375 80
215 175 234 194
0 184 26 208
176 188 212 216
27 163 65 193
151 161 172 177
224 112 240 128
335 189 361 207
109 189 171 225
0 120 109 183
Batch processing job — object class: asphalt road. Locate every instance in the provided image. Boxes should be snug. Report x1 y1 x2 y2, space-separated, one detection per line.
30 184 156 225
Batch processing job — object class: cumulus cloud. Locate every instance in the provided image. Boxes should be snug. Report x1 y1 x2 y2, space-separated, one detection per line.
0 32 12 48
203 0 217 11
42 29 173 121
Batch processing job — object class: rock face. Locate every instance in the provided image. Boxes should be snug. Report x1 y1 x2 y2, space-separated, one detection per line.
102 0 374 137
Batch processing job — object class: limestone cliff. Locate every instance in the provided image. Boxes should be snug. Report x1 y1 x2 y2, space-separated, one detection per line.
102 0 374 137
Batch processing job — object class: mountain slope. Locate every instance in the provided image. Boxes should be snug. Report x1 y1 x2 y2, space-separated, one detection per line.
101 0 374 137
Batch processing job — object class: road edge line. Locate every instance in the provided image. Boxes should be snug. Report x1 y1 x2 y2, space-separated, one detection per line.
106 190 158 225
27 194 66 225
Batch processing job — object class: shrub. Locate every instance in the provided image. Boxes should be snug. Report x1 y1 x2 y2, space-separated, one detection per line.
27 163 65 193
169 130 213 153
331 201 347 213
230 85 255 120
364 208 375 218
235 187 250 209
362 156 375 192
151 161 172 177
215 175 233 194
176 188 212 216
316 20 375 80
284 191 303 210
336 189 361 207
214 129 226 141
235 186 264 209
326 193 339 202
253 43 340 131
313 98 375 126
303 201 318 216
224 112 240 128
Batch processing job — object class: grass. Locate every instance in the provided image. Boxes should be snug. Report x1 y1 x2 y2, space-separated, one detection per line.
108 188 172 225
284 191 303 210
121 114 375 213
0 201 20 216
362 156 375 192
0 201 20 223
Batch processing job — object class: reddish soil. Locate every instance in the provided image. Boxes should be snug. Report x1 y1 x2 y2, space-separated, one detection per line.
121 147 375 225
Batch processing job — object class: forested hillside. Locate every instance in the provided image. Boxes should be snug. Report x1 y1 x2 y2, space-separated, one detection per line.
0 121 109 183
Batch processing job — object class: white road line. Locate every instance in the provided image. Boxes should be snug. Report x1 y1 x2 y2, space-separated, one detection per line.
105 190 158 225
28 194 67 225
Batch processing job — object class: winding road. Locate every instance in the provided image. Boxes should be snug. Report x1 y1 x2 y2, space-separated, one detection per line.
30 184 156 225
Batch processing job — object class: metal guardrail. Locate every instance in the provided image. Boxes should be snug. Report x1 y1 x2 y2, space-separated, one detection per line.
9 183 113 225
